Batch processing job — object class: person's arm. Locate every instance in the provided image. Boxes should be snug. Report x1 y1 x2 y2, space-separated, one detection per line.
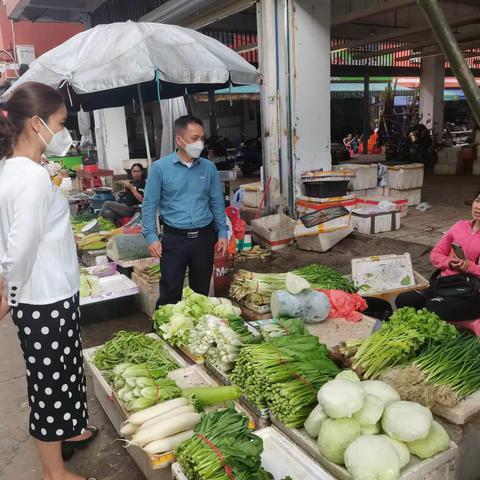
0 169 50 306
209 165 228 240
127 183 144 203
141 166 162 245
430 226 455 271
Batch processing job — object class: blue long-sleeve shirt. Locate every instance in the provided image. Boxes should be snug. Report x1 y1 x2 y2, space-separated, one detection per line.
142 152 228 245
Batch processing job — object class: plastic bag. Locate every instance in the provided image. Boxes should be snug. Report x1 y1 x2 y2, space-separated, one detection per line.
319 289 368 322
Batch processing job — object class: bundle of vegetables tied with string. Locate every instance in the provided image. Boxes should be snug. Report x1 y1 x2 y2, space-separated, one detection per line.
153 288 241 348
93 331 178 383
336 308 459 380
230 335 340 427
230 264 357 306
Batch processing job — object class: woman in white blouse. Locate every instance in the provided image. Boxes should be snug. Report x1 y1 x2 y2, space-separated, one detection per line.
0 82 96 480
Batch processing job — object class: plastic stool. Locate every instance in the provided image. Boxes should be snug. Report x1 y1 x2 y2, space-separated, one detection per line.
451 318 480 336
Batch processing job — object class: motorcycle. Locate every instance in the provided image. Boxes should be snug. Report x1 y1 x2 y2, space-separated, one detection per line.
235 137 262 176
203 135 236 170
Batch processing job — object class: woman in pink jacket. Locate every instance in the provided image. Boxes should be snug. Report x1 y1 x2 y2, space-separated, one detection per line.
396 195 480 321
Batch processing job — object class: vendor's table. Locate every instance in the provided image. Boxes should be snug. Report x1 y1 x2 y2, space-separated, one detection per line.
431 391 480 480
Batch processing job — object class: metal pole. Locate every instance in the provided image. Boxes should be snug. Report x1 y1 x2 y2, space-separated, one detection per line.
417 0 480 126
208 90 217 137
137 84 152 164
363 75 370 154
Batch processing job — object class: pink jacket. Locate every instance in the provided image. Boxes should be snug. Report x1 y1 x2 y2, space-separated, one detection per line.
430 220 480 277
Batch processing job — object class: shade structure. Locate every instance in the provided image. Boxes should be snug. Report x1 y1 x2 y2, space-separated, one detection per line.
2 21 259 112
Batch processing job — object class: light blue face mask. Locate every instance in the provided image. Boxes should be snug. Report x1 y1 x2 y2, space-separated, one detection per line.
37 118 73 157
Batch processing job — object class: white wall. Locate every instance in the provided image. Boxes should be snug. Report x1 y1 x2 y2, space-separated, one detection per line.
94 107 130 174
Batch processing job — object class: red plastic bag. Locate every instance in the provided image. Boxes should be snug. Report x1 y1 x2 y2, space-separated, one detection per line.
317 289 367 323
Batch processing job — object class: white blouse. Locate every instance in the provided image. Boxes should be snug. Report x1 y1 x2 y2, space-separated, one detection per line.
0 157 79 306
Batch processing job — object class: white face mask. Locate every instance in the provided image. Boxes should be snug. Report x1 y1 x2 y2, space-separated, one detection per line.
37 118 73 157
182 139 204 159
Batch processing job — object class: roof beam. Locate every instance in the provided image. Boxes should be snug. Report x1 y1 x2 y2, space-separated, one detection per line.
332 0 416 27
353 32 480 59
331 12 480 51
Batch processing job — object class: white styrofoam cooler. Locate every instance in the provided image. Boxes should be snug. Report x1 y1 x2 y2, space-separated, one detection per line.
388 187 422 206
356 194 409 218
473 159 480 176
172 427 334 480
240 182 263 208
435 161 463 175
437 147 462 164
251 214 296 251
352 208 401 234
388 163 424 189
334 164 378 190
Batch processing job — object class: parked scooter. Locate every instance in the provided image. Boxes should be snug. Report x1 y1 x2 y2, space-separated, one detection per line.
235 137 262 176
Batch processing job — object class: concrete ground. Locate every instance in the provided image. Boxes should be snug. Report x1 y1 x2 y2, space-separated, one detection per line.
0 171 477 479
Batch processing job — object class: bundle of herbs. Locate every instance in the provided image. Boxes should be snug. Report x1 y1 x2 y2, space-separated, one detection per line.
230 335 339 427
93 331 178 383
176 407 273 480
342 308 459 380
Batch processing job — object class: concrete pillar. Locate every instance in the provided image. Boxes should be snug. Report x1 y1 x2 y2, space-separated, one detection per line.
93 107 130 174
419 51 445 140
257 0 331 214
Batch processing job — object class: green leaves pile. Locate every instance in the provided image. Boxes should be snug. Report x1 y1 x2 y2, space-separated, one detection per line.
176 407 273 480
346 308 459 379
230 335 339 427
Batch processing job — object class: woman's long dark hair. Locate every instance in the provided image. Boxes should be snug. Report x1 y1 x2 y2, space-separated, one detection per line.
129 163 146 180
0 81 64 158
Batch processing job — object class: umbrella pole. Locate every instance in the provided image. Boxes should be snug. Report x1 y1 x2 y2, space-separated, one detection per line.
137 84 152 165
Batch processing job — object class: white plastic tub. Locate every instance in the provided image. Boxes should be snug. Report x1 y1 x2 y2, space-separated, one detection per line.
334 164 378 190
388 163 424 189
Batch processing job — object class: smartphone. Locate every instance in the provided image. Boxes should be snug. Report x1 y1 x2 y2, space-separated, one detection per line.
452 242 466 260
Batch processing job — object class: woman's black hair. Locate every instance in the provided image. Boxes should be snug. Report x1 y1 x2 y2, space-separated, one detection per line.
0 81 64 158
129 163 145 179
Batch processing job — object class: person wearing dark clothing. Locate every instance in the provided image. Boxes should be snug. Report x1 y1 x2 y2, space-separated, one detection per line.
100 163 145 223
141 115 228 307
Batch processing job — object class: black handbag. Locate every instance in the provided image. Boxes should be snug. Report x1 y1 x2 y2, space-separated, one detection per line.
431 270 480 297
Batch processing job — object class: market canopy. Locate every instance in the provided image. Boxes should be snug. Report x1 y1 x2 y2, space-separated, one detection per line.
1 21 260 111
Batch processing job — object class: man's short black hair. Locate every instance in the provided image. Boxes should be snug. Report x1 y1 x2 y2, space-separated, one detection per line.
174 115 204 134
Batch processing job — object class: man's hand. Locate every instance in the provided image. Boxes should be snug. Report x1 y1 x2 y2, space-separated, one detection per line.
148 240 162 258
0 278 10 322
216 238 228 256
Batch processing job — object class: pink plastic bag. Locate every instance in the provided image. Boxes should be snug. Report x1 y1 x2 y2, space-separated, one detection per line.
317 289 368 323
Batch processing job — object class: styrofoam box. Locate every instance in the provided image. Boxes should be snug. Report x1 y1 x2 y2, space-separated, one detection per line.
473 159 480 175
296 194 357 216
356 194 409 218
251 214 296 251
350 188 377 197
388 163 424 189
437 147 462 164
240 182 263 208
172 427 335 480
435 160 463 175
388 187 422 206
334 164 378 190
351 208 401 234
296 224 353 253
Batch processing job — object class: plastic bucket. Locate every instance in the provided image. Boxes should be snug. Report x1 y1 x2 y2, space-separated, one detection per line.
363 297 393 321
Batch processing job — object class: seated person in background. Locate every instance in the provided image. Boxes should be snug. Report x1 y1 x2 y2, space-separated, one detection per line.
100 163 145 224
396 193 480 322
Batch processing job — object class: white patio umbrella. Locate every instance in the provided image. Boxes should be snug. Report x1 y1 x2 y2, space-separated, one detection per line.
2 21 259 162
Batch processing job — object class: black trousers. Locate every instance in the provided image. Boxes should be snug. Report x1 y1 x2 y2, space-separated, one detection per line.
396 287 480 322
156 226 216 307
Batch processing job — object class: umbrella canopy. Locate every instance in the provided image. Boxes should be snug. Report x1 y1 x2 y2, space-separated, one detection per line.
2 21 259 111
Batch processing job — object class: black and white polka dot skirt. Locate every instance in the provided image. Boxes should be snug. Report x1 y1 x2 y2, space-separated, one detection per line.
11 292 89 442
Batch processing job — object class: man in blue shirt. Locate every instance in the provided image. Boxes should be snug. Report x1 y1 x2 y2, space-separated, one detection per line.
142 115 228 306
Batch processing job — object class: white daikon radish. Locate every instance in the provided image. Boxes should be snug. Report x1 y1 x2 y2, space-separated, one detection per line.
137 405 195 432
120 422 139 437
143 430 194 455
127 397 188 426
285 272 311 294
131 412 201 447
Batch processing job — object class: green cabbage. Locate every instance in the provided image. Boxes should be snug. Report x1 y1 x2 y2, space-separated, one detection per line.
382 401 433 442
361 423 380 435
336 370 361 382
344 435 401 480
361 380 400 406
317 418 361 465
353 394 384 426
304 404 327 438
384 436 410 468
213 304 242 318
407 421 450 459
317 379 365 418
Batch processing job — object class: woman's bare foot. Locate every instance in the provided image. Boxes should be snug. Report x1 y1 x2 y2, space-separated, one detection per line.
44 471 90 480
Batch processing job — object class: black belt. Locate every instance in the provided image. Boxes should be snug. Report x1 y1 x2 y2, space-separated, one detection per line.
163 222 214 239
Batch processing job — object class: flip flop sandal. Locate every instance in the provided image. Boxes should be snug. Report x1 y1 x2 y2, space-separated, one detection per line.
63 426 99 450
